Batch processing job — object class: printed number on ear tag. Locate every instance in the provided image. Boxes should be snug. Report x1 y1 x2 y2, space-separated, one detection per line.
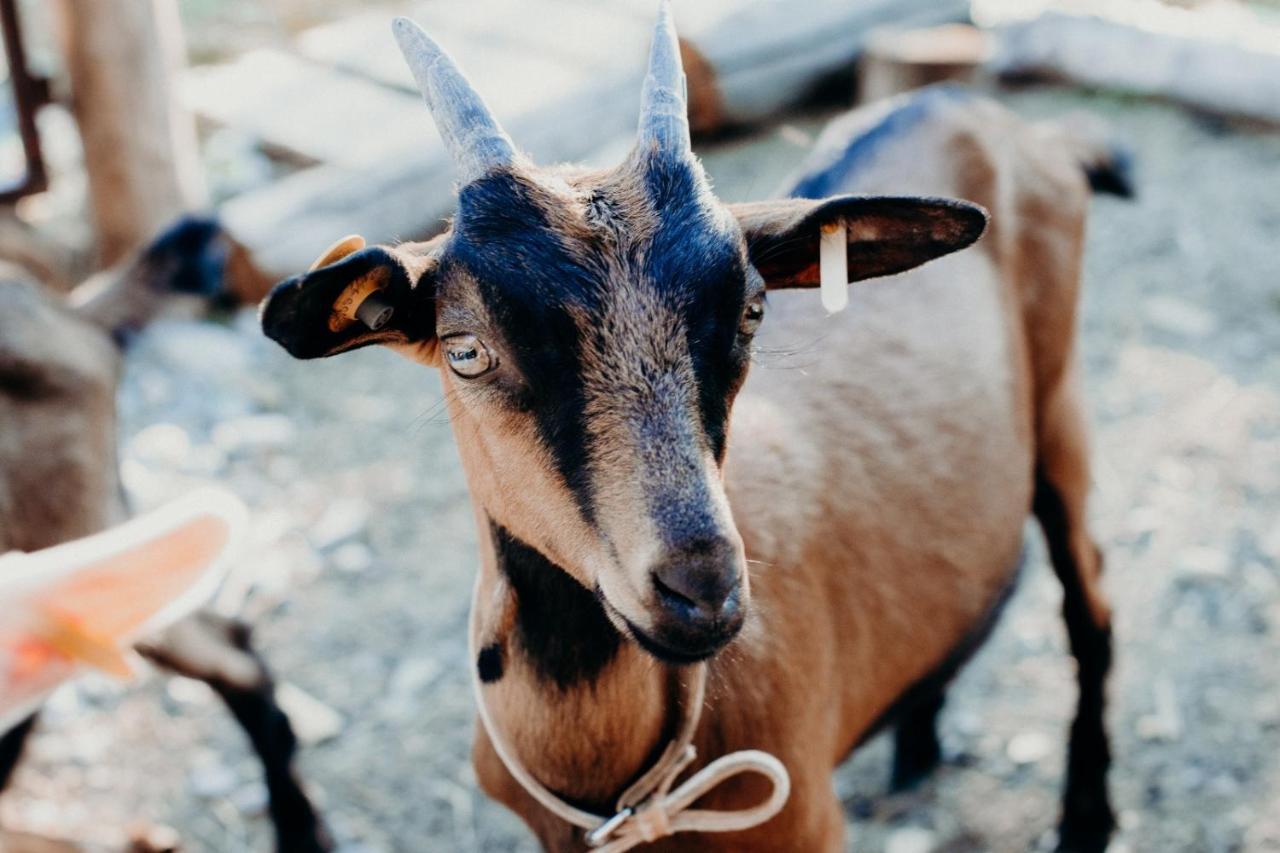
819 222 849 314
310 235 396 335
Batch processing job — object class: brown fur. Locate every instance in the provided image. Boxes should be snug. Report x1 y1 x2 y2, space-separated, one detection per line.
462 98 1110 850
264 91 1112 849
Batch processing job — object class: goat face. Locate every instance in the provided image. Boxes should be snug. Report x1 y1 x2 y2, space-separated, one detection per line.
444 156 755 662
260 10 988 663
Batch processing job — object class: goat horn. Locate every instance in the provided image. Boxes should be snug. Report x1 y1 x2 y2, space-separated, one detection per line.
391 17 517 184
637 0 692 158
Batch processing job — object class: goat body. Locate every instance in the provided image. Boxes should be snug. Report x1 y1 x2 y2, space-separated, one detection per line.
261 10 1121 849
460 88 1117 852
0 220 330 852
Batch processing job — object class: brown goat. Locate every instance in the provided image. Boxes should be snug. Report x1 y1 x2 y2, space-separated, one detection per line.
0 218 330 853
261 8 1126 851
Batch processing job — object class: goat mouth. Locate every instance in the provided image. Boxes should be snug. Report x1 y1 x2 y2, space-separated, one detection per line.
596 587 738 664
624 619 728 664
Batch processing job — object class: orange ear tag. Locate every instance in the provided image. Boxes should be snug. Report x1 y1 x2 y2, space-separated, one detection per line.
0 489 247 731
310 234 396 334
819 221 849 314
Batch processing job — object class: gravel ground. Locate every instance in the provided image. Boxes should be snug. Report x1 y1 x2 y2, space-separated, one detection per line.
2 85 1279 852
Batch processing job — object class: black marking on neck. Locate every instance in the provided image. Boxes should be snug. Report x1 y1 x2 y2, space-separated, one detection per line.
476 643 505 684
490 521 620 689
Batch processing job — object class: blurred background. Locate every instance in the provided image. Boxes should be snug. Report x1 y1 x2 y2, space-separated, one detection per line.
0 0 1278 851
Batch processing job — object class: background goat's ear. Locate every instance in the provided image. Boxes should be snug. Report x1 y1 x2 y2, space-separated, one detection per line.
730 195 988 289
260 245 436 359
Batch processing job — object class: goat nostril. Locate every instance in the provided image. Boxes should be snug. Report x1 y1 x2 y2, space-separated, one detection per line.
650 560 740 625
652 572 700 613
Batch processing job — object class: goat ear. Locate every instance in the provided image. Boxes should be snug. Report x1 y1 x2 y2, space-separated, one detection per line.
730 195 987 289
260 242 437 359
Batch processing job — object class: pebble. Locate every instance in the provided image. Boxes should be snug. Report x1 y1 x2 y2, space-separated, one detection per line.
1144 295 1218 338
231 781 270 816
310 498 372 549
885 826 936 853
189 761 239 799
1006 731 1053 765
165 676 216 707
129 423 192 465
388 658 442 699
1136 678 1183 742
1180 545 1230 578
212 413 297 453
276 682 345 746
331 542 374 574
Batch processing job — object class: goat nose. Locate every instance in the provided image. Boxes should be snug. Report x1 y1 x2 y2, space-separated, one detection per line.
650 540 742 626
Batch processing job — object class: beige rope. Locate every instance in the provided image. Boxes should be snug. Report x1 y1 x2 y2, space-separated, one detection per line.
468 598 791 850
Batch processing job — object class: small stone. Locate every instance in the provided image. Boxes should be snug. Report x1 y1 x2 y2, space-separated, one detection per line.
276 682 345 746
1144 295 1217 338
1180 546 1229 578
777 124 813 147
885 826 936 853
1146 678 1182 742
165 676 215 707
212 413 296 453
331 542 374 574
1006 731 1053 765
189 761 238 798
309 498 371 549
389 658 442 699
231 781 270 816
129 423 191 465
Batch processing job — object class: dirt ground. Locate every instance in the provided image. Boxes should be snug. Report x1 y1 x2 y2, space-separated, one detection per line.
2 83 1279 852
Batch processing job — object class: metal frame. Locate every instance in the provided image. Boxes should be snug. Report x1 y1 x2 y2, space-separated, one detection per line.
0 0 49 204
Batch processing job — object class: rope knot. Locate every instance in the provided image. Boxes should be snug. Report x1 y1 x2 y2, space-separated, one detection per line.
632 801 673 842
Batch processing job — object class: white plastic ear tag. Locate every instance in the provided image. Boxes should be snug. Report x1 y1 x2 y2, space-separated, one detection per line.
819 221 849 314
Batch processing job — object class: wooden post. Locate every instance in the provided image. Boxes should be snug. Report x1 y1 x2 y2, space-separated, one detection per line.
858 25 992 104
54 0 205 267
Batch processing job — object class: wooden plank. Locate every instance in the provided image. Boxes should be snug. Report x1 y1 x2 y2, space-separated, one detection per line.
181 49 430 169
857 25 991 103
297 3 652 84
55 0 206 266
991 7 1280 125
222 119 641 279
688 0 971 125
220 0 975 278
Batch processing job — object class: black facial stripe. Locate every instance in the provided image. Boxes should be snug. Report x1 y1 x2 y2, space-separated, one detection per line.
626 368 723 548
641 155 749 461
453 174 603 523
490 521 620 689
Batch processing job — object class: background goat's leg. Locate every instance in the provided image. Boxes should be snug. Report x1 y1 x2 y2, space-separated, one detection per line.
0 714 37 792
139 613 333 853
1033 368 1115 853
890 690 946 791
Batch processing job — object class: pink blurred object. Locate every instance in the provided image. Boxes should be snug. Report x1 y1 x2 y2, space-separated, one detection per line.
0 489 246 730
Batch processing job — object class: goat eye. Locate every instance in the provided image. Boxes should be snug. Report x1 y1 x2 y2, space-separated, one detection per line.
443 334 496 378
739 296 765 337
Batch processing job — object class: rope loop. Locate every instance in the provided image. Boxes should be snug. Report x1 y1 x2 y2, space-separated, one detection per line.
469 599 792 852
585 749 791 852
